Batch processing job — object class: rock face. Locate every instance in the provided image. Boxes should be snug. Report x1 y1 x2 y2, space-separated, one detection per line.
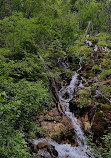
36 108 76 145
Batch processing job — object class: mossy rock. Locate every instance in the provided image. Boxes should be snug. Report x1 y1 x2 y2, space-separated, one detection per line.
95 94 110 104
92 111 108 138
92 104 111 141
93 51 105 61
101 104 111 112
101 104 111 120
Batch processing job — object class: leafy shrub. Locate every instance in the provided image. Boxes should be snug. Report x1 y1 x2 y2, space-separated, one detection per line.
100 70 111 80
77 89 90 108
0 76 51 157
0 131 31 158
101 132 111 158
92 64 100 71
102 59 111 69
92 64 100 75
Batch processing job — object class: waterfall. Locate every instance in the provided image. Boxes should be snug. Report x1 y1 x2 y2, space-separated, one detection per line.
59 73 87 146
32 55 101 158
33 73 97 158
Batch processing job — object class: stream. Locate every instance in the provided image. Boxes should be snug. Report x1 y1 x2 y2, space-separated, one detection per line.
33 55 101 157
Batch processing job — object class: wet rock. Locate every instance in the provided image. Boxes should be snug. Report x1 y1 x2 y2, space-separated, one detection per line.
37 148 52 158
34 144 38 152
47 145 58 157
69 100 78 113
32 143 58 158
37 141 49 149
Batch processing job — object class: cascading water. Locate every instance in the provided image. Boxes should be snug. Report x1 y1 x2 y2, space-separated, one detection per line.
58 73 88 147
33 55 101 158
33 73 95 158
33 138 90 158
77 57 82 72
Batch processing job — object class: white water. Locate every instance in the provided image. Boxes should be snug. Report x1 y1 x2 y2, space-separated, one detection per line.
85 40 92 46
59 73 78 103
94 45 98 51
59 73 87 147
77 57 82 72
33 138 90 158
61 61 69 69
79 80 84 88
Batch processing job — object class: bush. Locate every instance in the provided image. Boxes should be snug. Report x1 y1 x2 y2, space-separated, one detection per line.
0 131 31 158
92 64 100 73
101 132 111 158
0 76 51 157
100 70 111 80
77 89 90 108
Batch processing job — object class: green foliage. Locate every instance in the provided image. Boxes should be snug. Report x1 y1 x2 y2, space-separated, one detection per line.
92 64 100 75
101 132 111 158
0 131 31 158
52 132 61 142
102 59 111 69
0 77 51 157
101 85 111 97
77 89 90 108
92 64 99 71
86 133 101 158
100 70 111 81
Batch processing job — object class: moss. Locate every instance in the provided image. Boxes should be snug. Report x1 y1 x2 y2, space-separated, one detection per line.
92 64 99 71
101 104 111 114
91 83 99 94
92 111 108 133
